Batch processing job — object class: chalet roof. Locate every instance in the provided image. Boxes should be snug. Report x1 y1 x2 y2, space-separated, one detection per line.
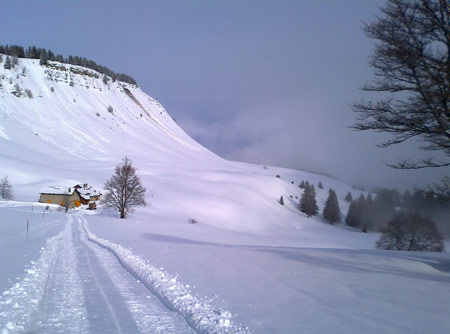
78 191 91 200
39 186 75 195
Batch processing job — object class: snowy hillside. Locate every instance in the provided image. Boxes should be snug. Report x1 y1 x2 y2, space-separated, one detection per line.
1 56 449 334
0 55 363 234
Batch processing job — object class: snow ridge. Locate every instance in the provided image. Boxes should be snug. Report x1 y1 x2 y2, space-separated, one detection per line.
81 216 250 334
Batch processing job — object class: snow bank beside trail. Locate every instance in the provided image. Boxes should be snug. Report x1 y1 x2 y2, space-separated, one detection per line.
0 222 65 333
82 217 250 334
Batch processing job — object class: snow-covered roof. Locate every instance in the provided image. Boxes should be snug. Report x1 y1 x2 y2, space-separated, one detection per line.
39 186 74 195
77 188 100 197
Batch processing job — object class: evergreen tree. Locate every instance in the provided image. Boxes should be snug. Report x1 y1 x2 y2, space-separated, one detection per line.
345 191 353 202
0 176 13 200
279 195 284 205
299 180 305 189
300 183 318 218
323 189 341 224
4 56 11 70
39 50 48 66
318 182 323 189
345 196 364 228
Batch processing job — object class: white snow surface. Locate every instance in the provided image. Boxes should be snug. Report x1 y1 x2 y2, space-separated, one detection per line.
0 56 449 333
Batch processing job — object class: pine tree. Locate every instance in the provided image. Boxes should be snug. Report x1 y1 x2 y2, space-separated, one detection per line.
0 176 13 200
345 191 353 202
318 182 323 189
323 188 341 224
345 197 364 228
39 50 48 66
279 195 284 205
299 180 305 189
300 183 318 218
4 56 11 70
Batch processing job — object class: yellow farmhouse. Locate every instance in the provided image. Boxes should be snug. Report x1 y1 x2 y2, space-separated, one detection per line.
39 186 82 209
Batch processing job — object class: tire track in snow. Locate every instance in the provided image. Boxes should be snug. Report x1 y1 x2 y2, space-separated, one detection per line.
80 214 250 334
75 216 194 334
0 216 88 334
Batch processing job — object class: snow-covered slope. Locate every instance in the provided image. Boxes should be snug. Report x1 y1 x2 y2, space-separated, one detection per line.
0 55 364 234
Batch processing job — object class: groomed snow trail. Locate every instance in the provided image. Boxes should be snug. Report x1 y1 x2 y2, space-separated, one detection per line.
0 214 195 333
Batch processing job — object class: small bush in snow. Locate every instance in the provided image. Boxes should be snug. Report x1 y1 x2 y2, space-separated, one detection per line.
107 105 114 113
12 83 22 97
376 212 444 252
188 218 198 224
276 174 281 179
50 87 55 92
279 196 284 205
25 89 33 98
96 112 100 117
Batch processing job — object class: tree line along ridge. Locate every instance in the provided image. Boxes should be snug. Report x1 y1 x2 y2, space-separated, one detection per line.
0 44 137 85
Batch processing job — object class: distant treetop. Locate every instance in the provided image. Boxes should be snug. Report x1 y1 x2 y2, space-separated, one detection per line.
0 44 137 85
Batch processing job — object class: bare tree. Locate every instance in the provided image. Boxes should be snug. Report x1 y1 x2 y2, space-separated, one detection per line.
376 212 444 251
352 0 450 170
102 157 146 218
0 176 13 200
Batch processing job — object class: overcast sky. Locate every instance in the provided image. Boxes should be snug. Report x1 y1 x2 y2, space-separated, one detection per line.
1 0 447 190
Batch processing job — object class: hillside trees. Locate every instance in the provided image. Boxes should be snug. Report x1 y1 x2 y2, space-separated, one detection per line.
352 0 450 171
345 191 353 202
323 189 341 224
376 212 444 251
39 50 47 66
300 182 318 217
3 56 11 70
0 176 13 200
0 44 137 85
102 157 146 218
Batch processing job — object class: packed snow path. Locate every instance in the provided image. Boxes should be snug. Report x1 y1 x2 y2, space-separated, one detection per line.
0 214 194 333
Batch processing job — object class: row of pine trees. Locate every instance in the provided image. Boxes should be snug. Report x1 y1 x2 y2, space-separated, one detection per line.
285 180 448 239
279 180 341 224
0 44 137 85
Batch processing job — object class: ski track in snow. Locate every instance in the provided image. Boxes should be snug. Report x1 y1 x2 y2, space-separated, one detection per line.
0 212 246 333
0 216 88 334
80 214 250 334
